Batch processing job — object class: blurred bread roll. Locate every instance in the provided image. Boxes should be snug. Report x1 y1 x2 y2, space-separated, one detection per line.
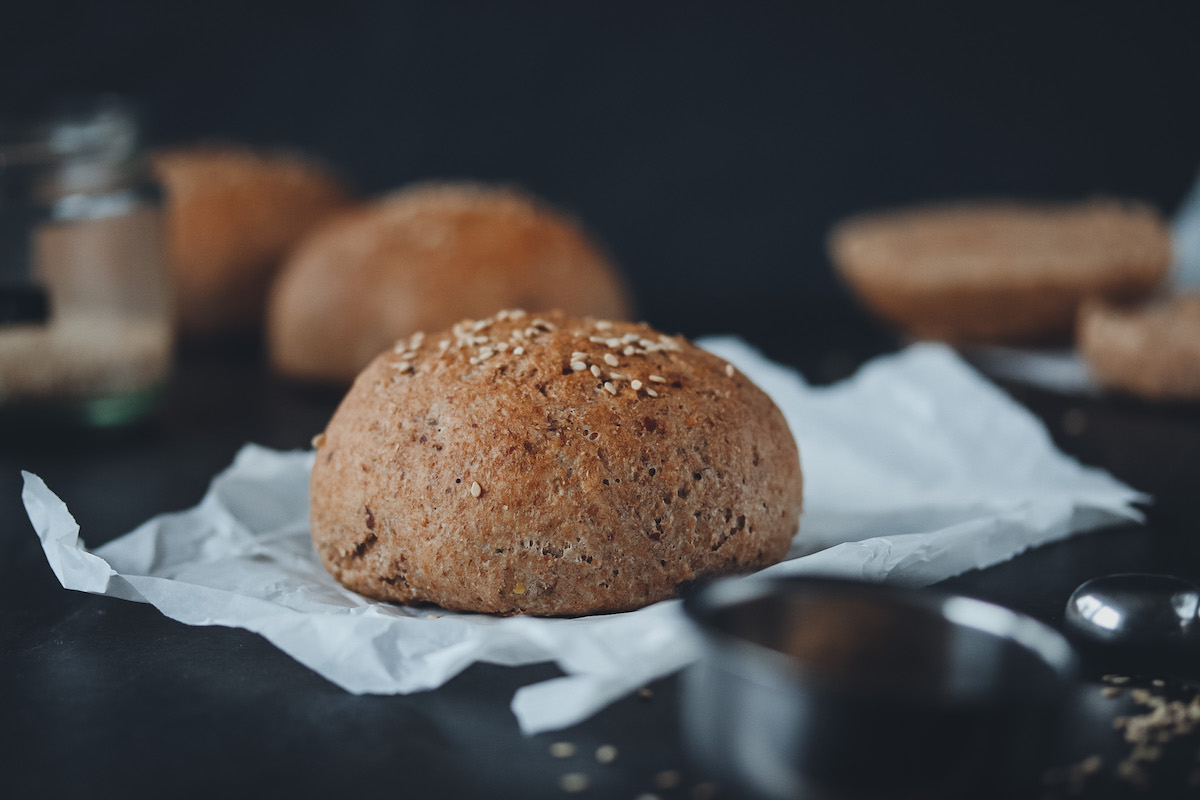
151 145 350 338
267 182 633 383
1078 293 1200 401
828 200 1171 345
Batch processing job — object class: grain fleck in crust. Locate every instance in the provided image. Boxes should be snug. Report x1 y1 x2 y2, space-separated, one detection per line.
1078 293 1200 401
828 200 1171 345
310 310 803 616
268 182 633 384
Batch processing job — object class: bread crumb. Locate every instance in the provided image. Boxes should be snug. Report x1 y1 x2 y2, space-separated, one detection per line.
560 772 588 792
654 770 681 789
549 742 576 758
595 745 617 764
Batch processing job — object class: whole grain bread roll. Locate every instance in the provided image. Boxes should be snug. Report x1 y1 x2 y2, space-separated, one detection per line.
828 200 1171 345
310 310 803 616
267 182 633 384
151 145 350 337
1078 293 1200 401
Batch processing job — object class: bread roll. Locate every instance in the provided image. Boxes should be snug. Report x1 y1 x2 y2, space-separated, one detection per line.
151 145 350 337
829 200 1170 345
267 182 632 383
1078 293 1200 400
310 310 803 616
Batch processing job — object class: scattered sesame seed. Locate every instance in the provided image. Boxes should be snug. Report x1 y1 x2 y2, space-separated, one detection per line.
623 346 637 355
589 336 607 344
560 773 588 793
469 357 479 365
595 320 612 330
1152 679 1166 687
470 481 482 497
511 309 526 318
311 432 326 449
439 339 450 350
622 332 638 343
479 347 494 359
471 319 490 332
425 613 440 619
595 745 618 764
630 380 643 391
513 346 525 356
411 331 425 346
654 770 682 790
1103 675 1131 685
606 337 621 348
603 353 620 366
604 382 617 395
549 742 576 758
571 361 588 371
725 364 735 377
649 374 667 383
646 388 659 398
496 341 509 351
394 361 413 373
590 365 603 378
513 581 526 595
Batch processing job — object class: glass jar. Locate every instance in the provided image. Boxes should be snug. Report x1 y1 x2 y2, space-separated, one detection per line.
0 98 172 428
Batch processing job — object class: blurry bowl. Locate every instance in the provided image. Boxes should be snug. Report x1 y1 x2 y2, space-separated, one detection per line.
681 576 1077 799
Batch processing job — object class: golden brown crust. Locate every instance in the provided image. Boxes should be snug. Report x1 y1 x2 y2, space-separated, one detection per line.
1078 293 1200 401
150 144 351 337
309 310 803 616
828 200 1171 345
266 182 633 384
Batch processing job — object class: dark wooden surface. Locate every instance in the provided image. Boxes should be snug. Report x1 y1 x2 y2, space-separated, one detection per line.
3 298 1200 800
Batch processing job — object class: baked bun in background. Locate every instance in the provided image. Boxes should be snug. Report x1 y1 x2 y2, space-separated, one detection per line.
828 200 1171 345
151 145 351 338
1078 293 1200 401
267 182 633 384
310 309 803 616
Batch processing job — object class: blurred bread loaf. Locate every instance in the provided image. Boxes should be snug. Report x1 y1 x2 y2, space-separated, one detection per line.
309 310 803 616
828 200 1171 345
267 182 632 383
151 145 350 337
1078 293 1200 401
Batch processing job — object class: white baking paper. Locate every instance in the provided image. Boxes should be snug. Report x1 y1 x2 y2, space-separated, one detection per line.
23 341 1144 734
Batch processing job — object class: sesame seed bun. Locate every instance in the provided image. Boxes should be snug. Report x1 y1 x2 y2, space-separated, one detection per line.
828 199 1171 345
1078 293 1200 401
267 182 634 384
309 310 803 616
151 144 351 338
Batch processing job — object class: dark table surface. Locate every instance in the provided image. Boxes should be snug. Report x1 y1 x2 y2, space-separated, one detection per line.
4 299 1200 800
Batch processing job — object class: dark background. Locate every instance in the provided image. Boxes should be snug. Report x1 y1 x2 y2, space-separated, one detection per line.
6 6 1200 797
5 1 1199 338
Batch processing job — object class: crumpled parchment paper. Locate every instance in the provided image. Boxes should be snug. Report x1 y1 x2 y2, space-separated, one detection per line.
23 340 1144 734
